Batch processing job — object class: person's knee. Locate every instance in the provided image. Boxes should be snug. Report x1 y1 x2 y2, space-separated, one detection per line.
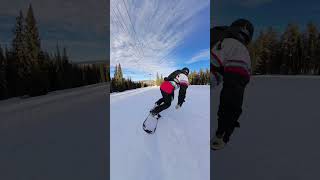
232 107 242 118
164 101 171 107
164 97 171 105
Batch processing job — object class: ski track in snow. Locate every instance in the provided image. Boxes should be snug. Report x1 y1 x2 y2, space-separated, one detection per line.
111 85 210 180
211 76 320 180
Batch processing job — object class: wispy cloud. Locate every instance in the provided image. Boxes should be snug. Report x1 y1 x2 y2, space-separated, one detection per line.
186 49 209 64
111 0 209 78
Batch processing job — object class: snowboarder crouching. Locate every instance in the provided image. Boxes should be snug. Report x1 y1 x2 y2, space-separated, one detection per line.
150 67 190 118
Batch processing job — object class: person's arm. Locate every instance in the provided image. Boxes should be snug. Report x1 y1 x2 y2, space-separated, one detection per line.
177 74 189 107
177 84 188 106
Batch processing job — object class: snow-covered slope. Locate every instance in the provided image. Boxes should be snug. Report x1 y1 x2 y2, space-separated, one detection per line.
111 85 210 180
211 76 320 180
0 84 109 180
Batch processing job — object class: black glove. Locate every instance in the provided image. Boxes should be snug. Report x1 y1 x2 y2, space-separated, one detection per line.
178 85 187 106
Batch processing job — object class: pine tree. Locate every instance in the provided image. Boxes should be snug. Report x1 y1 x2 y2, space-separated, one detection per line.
25 4 41 65
189 71 194 84
160 74 163 85
199 68 205 84
25 4 46 96
117 64 124 91
105 64 110 82
62 47 71 88
55 44 62 68
5 45 18 97
114 64 118 79
117 63 123 80
306 22 318 74
265 27 279 74
278 24 300 74
12 10 29 95
54 44 64 89
205 68 210 84
0 44 8 99
62 47 68 62
156 72 160 86
12 10 26 66
112 64 119 91
37 50 49 94
190 70 199 85
316 32 320 74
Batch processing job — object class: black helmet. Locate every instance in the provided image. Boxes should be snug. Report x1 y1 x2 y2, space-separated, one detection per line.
181 67 189 75
230 19 254 45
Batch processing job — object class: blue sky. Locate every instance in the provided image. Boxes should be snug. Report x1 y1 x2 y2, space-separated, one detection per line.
111 0 210 81
211 0 320 38
0 0 107 62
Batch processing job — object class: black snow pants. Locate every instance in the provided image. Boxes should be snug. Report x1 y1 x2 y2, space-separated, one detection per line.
216 72 249 143
152 90 174 114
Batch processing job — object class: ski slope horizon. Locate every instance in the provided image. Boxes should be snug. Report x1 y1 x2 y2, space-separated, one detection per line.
111 85 210 180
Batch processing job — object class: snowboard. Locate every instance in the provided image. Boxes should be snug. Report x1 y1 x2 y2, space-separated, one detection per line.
143 108 161 134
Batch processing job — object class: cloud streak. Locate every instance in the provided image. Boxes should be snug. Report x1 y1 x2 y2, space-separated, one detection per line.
186 49 210 64
110 0 209 78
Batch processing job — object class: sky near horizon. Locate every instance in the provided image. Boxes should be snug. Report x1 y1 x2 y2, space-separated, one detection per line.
0 0 108 62
111 0 210 81
211 0 320 37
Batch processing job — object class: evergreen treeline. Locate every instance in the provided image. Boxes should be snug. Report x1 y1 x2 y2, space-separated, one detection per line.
250 22 320 75
111 66 210 93
189 69 210 85
111 63 145 92
0 4 109 100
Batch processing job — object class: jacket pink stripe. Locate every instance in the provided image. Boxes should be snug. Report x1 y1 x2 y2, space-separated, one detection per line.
224 67 250 79
179 80 189 86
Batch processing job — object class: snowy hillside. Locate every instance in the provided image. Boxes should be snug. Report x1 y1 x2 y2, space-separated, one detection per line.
111 86 210 180
0 84 109 180
211 76 320 180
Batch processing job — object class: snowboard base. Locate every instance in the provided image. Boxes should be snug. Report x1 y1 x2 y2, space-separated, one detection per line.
143 113 161 134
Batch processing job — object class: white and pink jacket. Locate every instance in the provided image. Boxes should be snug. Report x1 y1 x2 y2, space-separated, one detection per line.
211 38 251 85
160 73 189 94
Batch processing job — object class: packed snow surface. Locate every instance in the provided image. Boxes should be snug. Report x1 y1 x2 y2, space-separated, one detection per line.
0 83 109 180
111 85 210 180
211 76 320 180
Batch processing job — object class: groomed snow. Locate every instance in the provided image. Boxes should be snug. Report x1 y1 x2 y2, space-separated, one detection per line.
0 84 109 180
211 76 320 180
111 85 210 180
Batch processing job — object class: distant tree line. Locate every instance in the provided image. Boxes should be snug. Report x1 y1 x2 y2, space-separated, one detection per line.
249 22 320 75
111 63 146 92
189 69 210 85
0 4 109 100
